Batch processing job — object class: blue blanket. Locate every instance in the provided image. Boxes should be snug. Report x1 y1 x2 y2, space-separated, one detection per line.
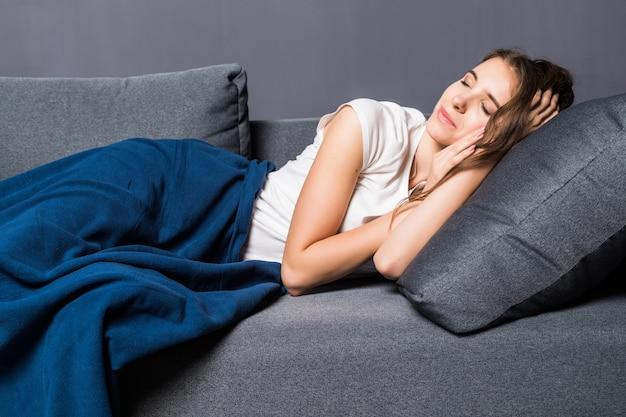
0 138 287 417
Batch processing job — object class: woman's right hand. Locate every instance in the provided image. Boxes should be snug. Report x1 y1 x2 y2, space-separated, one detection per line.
524 88 559 136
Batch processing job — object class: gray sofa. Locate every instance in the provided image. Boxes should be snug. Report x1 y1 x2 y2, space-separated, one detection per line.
2 64 625 417
116 117 626 417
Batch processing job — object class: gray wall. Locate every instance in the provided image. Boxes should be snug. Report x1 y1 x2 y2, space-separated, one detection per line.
1 0 625 120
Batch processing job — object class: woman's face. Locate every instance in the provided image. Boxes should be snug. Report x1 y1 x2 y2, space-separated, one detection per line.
426 57 518 147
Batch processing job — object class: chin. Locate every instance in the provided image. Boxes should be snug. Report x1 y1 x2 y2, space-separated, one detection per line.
425 119 452 147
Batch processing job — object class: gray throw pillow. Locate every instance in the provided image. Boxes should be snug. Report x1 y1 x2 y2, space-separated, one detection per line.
395 93 626 334
0 63 250 181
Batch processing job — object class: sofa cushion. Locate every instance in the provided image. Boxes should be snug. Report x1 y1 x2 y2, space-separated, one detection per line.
395 93 626 334
0 63 250 181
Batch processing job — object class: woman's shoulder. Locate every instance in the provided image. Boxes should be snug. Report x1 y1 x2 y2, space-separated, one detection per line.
317 97 426 140
380 100 426 126
348 98 426 125
315 98 387 142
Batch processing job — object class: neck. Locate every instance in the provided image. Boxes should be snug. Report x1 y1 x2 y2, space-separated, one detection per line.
412 126 444 183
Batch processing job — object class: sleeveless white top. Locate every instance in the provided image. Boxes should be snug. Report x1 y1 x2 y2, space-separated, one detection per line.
240 97 427 263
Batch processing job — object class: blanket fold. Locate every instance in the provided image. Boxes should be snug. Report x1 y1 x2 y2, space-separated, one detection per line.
0 138 287 417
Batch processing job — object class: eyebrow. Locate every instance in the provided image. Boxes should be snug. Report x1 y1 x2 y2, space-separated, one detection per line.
467 69 501 109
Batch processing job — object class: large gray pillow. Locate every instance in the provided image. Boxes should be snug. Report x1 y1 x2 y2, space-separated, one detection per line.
0 63 250 181
395 93 626 334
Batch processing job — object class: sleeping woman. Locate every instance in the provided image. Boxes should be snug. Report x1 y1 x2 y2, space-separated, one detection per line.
248 47 574 295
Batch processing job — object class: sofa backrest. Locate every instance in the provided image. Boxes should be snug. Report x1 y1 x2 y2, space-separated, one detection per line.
249 118 318 168
0 64 250 182
250 112 432 168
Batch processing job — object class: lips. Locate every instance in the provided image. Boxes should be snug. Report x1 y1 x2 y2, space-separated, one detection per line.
438 107 456 128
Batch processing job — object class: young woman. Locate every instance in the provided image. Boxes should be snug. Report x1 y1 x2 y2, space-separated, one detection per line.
267 48 574 296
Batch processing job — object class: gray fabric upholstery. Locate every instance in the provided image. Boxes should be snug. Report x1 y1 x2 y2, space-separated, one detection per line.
0 63 250 181
2 71 625 416
119 264 626 417
396 93 626 334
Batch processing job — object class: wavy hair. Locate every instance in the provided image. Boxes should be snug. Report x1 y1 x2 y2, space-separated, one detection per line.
388 47 575 230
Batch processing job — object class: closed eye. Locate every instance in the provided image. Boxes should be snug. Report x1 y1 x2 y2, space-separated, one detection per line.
460 79 492 116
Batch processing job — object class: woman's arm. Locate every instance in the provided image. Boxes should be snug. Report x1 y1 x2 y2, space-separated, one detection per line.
281 105 370 295
282 103 416 296
373 163 495 280
282 209 402 296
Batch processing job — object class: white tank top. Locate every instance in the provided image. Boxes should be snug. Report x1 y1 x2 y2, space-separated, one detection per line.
240 97 427 263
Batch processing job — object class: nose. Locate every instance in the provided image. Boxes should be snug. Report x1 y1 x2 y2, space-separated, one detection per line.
451 94 466 113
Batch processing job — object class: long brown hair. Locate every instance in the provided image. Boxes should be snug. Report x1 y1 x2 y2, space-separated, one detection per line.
388 47 575 230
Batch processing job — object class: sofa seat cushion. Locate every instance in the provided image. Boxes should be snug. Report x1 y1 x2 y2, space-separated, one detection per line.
118 273 626 417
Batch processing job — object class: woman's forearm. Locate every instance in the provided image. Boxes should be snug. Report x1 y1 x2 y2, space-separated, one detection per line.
286 210 402 295
373 203 431 279
371 201 422 277
373 168 486 279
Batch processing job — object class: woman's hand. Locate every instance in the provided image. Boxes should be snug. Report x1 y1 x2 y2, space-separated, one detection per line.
383 127 485 239
525 88 560 135
422 126 485 192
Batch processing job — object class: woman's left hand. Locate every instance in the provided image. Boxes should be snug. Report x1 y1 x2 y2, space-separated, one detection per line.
421 126 485 193
526 88 560 135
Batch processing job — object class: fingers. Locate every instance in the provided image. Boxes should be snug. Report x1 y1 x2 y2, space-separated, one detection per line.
530 89 543 110
436 128 483 176
464 127 484 144
529 89 559 128
529 88 550 118
468 127 485 146
534 92 559 127
450 143 477 166
442 126 485 158
543 108 559 124
540 93 559 118
530 89 549 118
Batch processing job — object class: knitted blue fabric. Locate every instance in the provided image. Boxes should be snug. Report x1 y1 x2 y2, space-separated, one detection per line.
0 138 287 417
